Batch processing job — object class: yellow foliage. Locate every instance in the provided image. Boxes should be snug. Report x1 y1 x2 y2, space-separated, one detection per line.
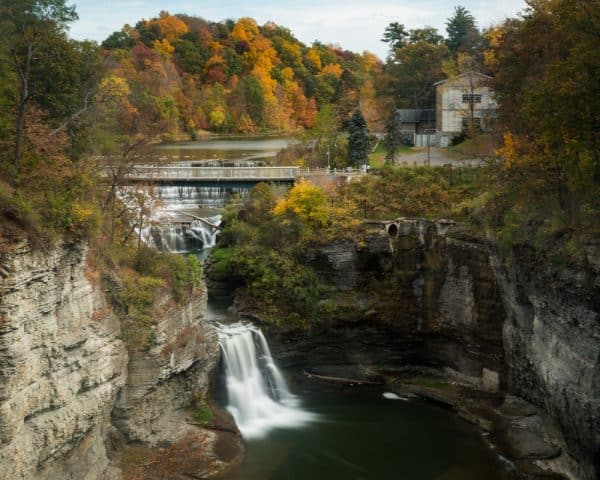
231 17 259 43
251 66 277 96
320 63 343 78
97 75 130 102
281 67 294 83
238 114 256 133
153 38 174 55
496 132 547 171
71 203 94 224
206 55 225 69
273 179 330 226
306 47 322 71
281 40 302 62
484 26 505 70
209 108 226 129
361 51 380 70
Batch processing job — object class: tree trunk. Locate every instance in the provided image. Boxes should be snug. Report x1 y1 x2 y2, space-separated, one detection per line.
13 42 33 174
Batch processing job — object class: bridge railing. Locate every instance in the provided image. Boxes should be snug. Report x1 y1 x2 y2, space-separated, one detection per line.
128 166 300 180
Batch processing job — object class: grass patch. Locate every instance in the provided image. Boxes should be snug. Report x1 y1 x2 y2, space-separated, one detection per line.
368 142 411 168
193 405 213 423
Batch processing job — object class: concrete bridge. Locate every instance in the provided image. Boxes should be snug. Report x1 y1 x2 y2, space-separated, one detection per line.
126 165 365 185
127 166 300 183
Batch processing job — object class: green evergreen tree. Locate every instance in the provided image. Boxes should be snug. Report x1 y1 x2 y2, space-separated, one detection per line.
347 110 370 167
381 22 409 52
384 110 405 164
445 5 479 56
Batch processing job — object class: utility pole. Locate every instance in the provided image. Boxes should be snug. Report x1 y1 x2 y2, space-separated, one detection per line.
425 128 437 166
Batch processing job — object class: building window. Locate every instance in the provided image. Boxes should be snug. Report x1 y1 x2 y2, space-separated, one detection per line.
462 117 481 128
462 93 482 103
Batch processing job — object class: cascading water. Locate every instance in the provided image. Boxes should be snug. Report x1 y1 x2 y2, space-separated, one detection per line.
217 322 314 439
143 214 222 253
156 185 248 209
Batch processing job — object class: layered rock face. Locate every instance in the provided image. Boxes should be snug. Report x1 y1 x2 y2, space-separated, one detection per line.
491 245 599 480
0 241 220 479
269 220 599 480
0 241 127 480
112 288 219 444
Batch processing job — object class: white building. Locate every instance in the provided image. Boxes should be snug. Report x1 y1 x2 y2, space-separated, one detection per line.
435 72 498 136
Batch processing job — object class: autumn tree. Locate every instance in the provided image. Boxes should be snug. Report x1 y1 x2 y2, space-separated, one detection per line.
0 0 78 174
383 39 450 108
273 179 330 228
487 0 600 224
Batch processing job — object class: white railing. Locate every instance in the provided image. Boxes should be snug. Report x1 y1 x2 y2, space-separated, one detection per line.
129 166 300 180
126 165 368 182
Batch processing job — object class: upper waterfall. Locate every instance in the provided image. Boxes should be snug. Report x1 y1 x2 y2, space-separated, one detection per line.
143 214 222 253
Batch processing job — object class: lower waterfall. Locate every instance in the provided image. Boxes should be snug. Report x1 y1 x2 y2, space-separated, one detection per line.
217 322 314 439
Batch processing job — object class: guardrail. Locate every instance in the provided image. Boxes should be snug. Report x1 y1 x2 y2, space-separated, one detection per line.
124 165 369 183
128 166 300 181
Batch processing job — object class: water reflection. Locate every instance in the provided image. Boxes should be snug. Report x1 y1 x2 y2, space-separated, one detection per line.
156 136 294 164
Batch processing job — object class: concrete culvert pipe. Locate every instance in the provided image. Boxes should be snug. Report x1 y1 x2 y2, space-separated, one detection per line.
386 223 399 238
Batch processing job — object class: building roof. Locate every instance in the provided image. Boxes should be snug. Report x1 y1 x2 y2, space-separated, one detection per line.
434 71 492 86
396 109 435 123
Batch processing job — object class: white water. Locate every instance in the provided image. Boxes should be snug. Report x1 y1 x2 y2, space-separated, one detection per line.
383 392 409 401
217 322 314 439
156 185 247 209
143 214 222 253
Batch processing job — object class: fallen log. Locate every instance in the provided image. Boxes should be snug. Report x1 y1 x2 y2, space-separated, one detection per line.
302 370 382 385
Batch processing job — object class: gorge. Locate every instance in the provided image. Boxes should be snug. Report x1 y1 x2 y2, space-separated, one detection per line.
0 137 598 480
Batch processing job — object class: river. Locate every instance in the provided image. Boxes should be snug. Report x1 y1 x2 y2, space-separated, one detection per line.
164 137 514 479
155 136 294 165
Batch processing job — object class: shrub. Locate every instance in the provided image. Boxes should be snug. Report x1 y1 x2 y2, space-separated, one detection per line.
193 405 213 423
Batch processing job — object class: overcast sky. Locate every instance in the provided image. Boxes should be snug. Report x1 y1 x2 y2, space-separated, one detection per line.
69 0 527 60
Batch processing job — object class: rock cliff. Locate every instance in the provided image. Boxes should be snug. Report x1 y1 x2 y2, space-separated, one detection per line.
266 219 599 480
0 240 221 479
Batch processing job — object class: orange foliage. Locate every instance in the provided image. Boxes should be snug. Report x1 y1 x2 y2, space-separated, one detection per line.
152 11 188 42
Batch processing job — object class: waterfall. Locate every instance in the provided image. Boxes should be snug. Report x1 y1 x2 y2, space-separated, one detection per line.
143 214 222 253
217 322 314 439
156 185 248 208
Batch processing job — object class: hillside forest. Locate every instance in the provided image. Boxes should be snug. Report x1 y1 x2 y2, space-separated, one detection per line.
0 0 597 261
